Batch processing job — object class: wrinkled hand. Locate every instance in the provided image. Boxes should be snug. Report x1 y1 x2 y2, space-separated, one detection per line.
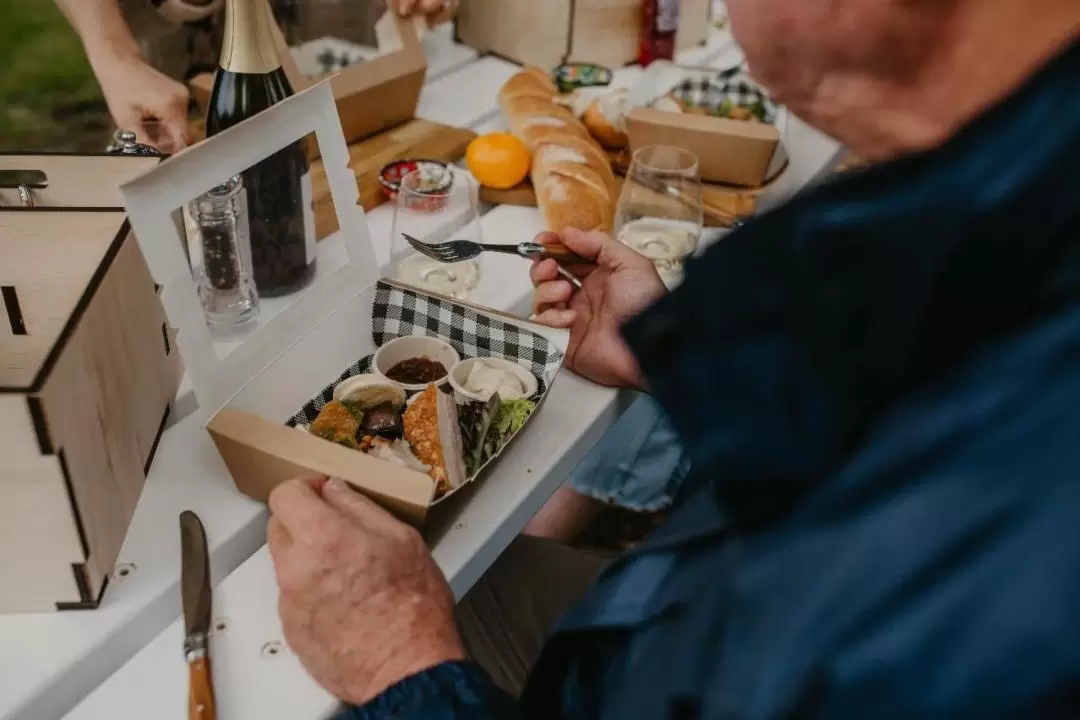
395 0 459 25
268 476 464 706
93 51 191 149
531 227 665 391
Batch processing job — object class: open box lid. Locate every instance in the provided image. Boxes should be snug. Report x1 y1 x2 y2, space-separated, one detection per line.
120 81 379 417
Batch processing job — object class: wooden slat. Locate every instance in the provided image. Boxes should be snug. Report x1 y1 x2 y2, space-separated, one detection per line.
309 119 476 238
0 155 159 209
38 235 179 602
0 212 125 388
0 456 85 612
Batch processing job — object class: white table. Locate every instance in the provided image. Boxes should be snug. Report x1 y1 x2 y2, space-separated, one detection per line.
68 29 843 720
1 22 841 720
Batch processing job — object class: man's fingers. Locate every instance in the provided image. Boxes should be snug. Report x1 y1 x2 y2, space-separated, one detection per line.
267 516 291 553
268 476 336 537
532 308 577 328
529 257 561 287
533 279 573 310
546 228 605 261
321 477 402 533
559 227 647 274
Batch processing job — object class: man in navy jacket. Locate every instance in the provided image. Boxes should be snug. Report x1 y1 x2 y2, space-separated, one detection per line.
265 0 1080 717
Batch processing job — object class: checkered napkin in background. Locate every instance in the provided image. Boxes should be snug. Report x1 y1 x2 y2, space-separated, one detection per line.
287 282 565 427
670 65 779 124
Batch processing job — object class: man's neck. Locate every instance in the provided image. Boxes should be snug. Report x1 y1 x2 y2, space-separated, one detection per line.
819 0 1080 161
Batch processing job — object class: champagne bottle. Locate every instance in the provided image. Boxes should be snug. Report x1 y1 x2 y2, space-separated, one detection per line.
205 0 314 297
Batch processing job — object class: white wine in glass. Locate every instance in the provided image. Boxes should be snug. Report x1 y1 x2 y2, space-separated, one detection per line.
615 146 704 288
390 166 482 300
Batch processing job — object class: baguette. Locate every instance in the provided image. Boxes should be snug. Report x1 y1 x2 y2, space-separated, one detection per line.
533 133 618 201
499 70 617 234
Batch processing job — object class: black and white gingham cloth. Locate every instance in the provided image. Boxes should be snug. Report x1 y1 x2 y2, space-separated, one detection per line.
315 47 366 73
670 64 778 124
288 281 564 427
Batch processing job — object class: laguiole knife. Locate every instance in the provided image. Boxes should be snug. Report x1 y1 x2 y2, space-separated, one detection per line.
180 510 216 720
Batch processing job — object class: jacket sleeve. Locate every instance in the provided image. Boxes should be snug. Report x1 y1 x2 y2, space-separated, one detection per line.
335 661 520 720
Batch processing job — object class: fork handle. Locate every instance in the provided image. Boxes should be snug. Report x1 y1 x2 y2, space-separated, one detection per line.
516 241 593 266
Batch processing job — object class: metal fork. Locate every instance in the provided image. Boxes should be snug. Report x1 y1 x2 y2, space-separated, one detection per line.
402 233 592 267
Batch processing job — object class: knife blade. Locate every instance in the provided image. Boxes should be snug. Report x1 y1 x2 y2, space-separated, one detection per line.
180 510 215 720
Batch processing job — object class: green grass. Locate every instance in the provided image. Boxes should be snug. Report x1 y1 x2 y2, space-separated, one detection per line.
0 0 108 150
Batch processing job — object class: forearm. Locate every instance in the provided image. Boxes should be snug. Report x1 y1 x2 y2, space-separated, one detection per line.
338 661 519 720
54 0 140 64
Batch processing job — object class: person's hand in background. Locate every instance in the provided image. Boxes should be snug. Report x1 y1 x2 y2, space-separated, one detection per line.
93 50 192 148
268 476 464 706
530 228 666 391
396 0 459 26
54 0 192 148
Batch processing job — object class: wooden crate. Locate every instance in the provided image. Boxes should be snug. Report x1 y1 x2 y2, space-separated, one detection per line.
0 154 181 613
455 0 710 70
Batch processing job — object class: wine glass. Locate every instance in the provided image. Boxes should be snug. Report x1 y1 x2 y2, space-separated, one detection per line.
389 166 482 300
615 145 704 288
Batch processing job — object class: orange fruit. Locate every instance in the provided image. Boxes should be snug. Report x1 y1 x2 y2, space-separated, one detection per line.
466 132 531 190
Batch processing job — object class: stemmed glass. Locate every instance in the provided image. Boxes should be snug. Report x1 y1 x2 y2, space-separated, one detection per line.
389 166 482 300
614 145 704 288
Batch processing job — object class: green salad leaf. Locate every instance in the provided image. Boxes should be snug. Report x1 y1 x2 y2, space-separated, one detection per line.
482 398 536 460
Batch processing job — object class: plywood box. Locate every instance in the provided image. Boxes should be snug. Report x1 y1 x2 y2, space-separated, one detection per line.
455 0 710 70
190 0 426 146
121 82 567 530
0 154 181 613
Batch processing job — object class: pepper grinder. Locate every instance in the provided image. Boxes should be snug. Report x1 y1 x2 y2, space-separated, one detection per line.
191 176 260 337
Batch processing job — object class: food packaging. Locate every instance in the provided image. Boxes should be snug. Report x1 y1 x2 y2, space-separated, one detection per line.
0 153 181 613
625 61 787 187
120 81 568 528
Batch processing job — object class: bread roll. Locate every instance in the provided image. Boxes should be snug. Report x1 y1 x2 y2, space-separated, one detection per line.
583 89 629 149
498 70 617 234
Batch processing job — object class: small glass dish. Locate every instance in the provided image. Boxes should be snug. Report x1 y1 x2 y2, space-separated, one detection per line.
379 159 453 209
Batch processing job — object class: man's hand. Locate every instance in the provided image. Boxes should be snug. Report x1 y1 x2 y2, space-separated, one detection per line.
268 477 464 706
531 227 666 391
396 0 459 26
93 51 192 148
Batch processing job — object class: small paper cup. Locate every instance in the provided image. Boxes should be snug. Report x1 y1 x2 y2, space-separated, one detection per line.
372 336 460 393
448 357 539 404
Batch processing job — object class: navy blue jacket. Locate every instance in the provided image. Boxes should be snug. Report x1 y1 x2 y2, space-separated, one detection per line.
344 38 1080 720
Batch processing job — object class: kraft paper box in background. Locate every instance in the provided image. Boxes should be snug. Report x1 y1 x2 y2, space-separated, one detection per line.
455 0 710 70
121 82 568 528
625 62 786 188
0 153 181 613
190 0 426 146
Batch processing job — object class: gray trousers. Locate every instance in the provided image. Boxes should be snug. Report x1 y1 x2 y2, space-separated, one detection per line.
457 536 609 696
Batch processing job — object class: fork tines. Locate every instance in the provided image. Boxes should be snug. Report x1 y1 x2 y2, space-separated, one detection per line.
402 233 461 263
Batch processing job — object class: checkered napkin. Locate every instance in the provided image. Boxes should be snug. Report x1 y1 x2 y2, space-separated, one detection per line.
315 46 365 73
287 282 565 427
669 65 778 124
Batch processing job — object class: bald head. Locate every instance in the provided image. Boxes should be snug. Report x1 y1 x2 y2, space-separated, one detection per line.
727 0 1080 159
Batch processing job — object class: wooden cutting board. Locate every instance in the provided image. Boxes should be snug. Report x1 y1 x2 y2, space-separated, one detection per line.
310 119 476 238
191 117 476 240
479 148 786 228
